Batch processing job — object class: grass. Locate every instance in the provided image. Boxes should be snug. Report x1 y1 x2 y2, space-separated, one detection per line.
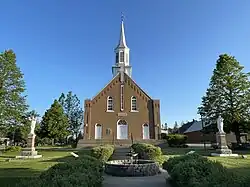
162 146 250 180
0 149 90 187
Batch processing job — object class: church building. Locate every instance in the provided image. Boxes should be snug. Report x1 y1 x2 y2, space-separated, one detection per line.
82 18 161 143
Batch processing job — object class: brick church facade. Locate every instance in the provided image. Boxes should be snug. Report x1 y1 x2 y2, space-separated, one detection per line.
82 18 161 142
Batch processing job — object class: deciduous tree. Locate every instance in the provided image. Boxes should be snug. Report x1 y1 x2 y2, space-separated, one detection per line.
0 50 28 135
59 91 83 145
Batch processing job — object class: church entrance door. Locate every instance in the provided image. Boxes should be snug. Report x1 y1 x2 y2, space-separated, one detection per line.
142 124 150 139
95 124 102 139
117 120 128 139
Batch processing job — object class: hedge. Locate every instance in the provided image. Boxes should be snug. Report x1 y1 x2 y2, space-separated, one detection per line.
4 146 22 153
163 153 245 187
166 134 187 147
18 155 103 187
90 144 114 162
131 143 165 165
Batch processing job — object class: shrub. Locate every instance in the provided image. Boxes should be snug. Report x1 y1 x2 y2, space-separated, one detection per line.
19 155 103 187
90 144 114 162
131 143 165 165
164 153 243 187
4 146 22 152
163 153 207 172
166 134 187 147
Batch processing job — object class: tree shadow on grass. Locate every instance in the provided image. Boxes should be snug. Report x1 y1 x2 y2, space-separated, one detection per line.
0 168 40 187
39 149 91 163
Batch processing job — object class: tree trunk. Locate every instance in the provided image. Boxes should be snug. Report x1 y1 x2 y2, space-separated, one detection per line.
235 132 241 145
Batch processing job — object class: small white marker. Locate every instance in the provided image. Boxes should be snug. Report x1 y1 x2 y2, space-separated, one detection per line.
186 151 195 155
70 152 79 158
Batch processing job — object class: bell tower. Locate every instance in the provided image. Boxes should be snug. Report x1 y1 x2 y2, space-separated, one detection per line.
112 14 132 77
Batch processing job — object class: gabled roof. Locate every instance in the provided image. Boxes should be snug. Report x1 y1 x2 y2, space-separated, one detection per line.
124 73 153 100
179 121 194 134
184 121 203 133
91 73 119 101
90 72 155 102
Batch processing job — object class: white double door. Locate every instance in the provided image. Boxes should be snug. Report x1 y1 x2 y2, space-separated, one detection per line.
117 124 128 139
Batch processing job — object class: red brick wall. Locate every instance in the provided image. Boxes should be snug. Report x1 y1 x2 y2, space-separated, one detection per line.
184 131 216 143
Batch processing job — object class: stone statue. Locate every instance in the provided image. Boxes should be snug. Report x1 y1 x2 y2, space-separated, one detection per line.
29 116 37 135
217 115 225 134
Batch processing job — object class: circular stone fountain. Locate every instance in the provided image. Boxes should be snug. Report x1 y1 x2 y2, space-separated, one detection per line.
105 159 160 177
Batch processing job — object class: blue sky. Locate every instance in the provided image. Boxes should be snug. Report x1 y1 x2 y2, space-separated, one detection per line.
1 1 250 127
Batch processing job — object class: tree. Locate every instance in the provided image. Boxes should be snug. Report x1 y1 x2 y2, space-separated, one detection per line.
198 54 250 143
40 100 69 144
0 50 28 135
58 91 83 145
173 121 179 133
6 110 40 145
164 123 168 129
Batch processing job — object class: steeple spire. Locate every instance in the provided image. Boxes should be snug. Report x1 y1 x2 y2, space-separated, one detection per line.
112 13 132 78
117 13 128 49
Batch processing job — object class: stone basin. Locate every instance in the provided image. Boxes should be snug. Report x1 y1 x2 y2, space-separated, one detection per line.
105 159 160 177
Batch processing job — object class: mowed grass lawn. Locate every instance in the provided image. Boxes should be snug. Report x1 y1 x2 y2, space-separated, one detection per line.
0 149 90 187
0 147 249 186
162 147 250 178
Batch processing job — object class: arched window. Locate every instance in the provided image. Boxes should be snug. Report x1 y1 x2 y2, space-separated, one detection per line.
131 96 137 111
107 96 113 111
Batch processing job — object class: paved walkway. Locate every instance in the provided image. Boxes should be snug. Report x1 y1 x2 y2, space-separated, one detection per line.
103 169 171 187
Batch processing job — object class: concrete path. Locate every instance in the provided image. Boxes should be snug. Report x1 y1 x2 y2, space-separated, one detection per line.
103 169 171 187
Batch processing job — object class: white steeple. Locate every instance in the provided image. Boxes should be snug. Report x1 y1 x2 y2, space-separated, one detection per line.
112 14 132 77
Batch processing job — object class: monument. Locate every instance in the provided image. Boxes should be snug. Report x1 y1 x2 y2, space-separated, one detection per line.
211 115 238 157
16 116 42 159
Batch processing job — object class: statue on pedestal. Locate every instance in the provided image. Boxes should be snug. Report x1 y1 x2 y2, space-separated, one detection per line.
217 115 225 134
28 116 37 135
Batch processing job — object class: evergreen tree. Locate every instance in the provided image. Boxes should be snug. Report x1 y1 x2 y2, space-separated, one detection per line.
40 100 69 143
59 91 83 145
198 54 250 143
173 121 179 133
0 50 28 135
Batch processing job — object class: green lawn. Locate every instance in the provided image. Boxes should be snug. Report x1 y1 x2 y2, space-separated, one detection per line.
162 147 250 179
0 149 90 187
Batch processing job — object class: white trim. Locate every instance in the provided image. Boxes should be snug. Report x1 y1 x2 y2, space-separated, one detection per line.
106 110 114 112
106 96 113 111
120 85 124 111
142 123 150 140
117 119 128 140
130 110 139 112
131 96 137 111
95 123 102 139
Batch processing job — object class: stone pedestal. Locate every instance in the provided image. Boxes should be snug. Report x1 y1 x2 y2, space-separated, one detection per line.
211 133 238 157
16 134 42 159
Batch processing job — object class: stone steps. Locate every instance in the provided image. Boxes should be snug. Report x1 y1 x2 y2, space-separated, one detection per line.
78 139 165 148
111 147 131 160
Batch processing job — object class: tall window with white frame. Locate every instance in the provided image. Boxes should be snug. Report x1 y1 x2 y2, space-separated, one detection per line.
120 85 124 111
131 96 137 111
107 96 113 111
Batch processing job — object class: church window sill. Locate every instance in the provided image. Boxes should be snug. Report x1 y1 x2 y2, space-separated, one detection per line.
130 110 139 113
106 110 114 112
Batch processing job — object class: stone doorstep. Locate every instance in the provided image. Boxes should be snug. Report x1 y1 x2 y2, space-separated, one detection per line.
211 153 239 157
